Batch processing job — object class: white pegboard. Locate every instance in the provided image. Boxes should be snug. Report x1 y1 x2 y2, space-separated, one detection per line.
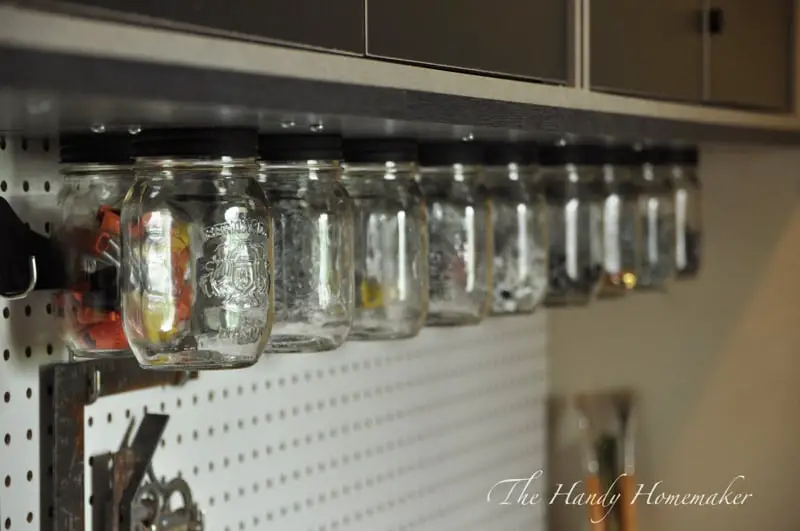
0 136 548 531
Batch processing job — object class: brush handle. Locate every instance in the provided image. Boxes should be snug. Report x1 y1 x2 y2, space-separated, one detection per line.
585 474 607 531
619 474 638 531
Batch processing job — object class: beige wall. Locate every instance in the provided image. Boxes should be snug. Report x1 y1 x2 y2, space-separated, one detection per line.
547 145 800 531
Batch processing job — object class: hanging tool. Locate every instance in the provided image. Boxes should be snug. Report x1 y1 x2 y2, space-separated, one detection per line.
574 397 609 531
575 389 638 531
91 413 204 531
612 390 637 531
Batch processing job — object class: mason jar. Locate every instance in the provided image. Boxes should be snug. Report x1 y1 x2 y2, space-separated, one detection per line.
341 138 428 340
417 141 488 326
54 132 135 359
539 144 605 306
482 142 548 315
597 146 641 298
121 128 273 370
670 146 702 279
634 147 676 290
259 134 354 352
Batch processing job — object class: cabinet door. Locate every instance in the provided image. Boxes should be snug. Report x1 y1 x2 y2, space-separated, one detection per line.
591 0 704 102
47 0 365 53
706 0 793 110
366 0 568 82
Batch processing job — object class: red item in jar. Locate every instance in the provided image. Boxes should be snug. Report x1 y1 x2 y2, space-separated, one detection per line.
81 319 127 350
97 207 121 235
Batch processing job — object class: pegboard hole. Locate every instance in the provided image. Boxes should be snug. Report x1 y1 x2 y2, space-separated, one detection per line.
27 470 33 482
46 344 53 355
3 392 8 403
20 138 28 151
44 181 51 192
4 517 9 529
24 346 31 358
22 181 29 192
24 305 31 316
2 349 8 361
26 429 32 440
42 138 50 152
46 303 53 314
26 387 32 399
0 136 6 150
3 476 9 487
0 182 6 193
88 416 94 427
26 513 32 523
2 308 9 319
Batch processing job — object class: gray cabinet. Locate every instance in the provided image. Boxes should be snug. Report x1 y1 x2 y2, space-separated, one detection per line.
590 0 704 103
706 0 794 110
47 0 365 53
366 0 568 82
591 0 794 110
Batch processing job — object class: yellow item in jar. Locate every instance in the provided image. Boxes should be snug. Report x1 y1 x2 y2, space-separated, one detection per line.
359 278 383 310
171 223 190 253
143 294 184 344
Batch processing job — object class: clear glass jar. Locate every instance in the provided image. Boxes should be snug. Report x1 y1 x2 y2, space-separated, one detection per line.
54 133 135 359
470 172 494 319
341 139 428 340
417 142 488 326
121 128 273 370
539 145 605 306
482 142 548 314
670 147 702 279
597 147 641 297
634 147 676 290
258 134 354 352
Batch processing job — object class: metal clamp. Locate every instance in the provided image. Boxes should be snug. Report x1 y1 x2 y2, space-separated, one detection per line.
1 255 37 300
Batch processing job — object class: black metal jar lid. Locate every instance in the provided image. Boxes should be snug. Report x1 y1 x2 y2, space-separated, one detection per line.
539 143 638 167
133 127 259 159
482 142 539 166
418 141 485 167
59 132 135 165
634 145 675 166
259 134 342 161
667 146 699 166
343 138 418 163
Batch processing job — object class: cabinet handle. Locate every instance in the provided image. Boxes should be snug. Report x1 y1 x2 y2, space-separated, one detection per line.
708 7 725 35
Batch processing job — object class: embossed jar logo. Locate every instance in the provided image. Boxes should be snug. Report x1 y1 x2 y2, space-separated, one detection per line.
200 220 270 310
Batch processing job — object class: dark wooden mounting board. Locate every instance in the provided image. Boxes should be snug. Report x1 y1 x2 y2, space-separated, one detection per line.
0 44 799 144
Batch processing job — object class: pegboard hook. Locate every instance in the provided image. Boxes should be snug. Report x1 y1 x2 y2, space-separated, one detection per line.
87 367 102 405
1 256 36 300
